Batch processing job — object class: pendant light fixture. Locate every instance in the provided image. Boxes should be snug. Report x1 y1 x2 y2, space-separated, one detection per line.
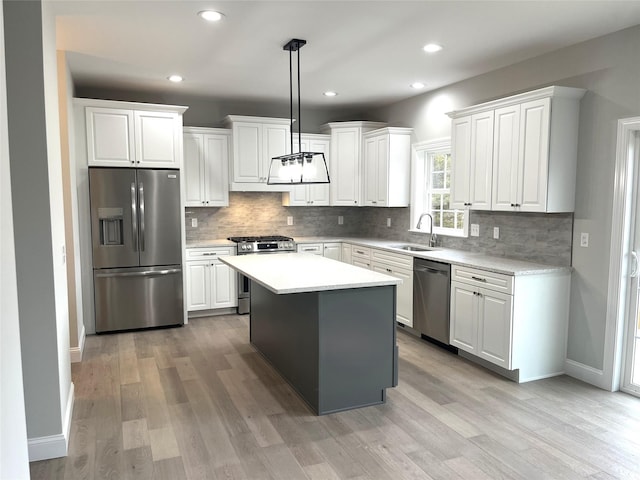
267 39 330 185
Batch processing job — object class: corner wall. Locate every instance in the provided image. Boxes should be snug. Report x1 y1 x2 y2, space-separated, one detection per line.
4 0 72 460
0 0 30 476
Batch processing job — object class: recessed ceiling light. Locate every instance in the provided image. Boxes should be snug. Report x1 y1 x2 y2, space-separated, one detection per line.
410 82 425 89
167 74 183 83
323 91 338 97
198 10 224 22
423 43 443 53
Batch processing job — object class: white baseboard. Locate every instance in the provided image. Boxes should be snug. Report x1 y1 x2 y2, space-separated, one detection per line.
70 325 85 363
564 359 610 390
28 382 74 462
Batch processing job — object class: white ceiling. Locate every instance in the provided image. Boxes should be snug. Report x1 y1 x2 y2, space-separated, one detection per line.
52 0 640 108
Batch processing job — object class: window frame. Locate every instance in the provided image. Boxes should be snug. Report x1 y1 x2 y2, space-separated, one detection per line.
409 138 468 238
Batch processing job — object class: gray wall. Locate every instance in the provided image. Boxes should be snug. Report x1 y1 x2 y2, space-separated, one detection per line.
365 25 640 372
5 0 71 447
0 0 30 475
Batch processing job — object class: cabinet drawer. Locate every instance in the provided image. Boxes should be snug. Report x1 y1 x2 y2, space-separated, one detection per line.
452 265 513 294
371 248 413 270
186 247 235 260
297 243 323 255
351 245 371 258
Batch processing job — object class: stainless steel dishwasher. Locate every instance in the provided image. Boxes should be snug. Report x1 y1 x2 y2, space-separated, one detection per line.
413 258 451 345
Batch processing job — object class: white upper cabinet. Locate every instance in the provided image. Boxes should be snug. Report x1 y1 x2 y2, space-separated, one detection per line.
282 134 331 206
362 127 412 207
86 105 184 168
450 112 494 210
322 121 387 206
224 115 291 192
183 127 230 207
449 86 585 213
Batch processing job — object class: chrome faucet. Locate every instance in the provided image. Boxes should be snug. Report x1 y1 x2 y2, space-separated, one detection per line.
416 213 438 247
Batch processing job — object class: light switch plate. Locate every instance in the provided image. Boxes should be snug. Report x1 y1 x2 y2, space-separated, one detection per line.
387 218 391 228
471 224 480 237
493 227 499 239
287 216 294 226
338 215 344 225
191 218 197 228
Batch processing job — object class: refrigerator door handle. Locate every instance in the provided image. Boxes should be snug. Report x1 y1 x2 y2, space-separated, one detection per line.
95 268 181 278
139 182 145 251
130 182 138 251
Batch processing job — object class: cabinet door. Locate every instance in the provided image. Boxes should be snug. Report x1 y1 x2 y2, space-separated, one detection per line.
233 122 262 183
517 98 551 212
477 289 513 369
183 133 205 206
135 111 180 168
204 134 229 206
263 124 290 181
469 111 494 209
330 127 361 206
307 137 331 205
492 105 521 211
450 281 477 353
450 117 472 209
385 265 413 327
375 135 390 206
86 107 135 167
211 260 237 308
341 243 352 264
363 136 378 206
323 243 342 261
186 261 211 311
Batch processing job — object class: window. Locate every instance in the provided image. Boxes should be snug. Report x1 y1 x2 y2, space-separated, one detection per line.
410 138 467 237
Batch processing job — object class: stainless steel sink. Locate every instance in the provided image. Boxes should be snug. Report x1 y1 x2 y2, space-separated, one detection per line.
390 244 437 252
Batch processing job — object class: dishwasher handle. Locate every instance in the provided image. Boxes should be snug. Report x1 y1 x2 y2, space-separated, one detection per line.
415 265 449 275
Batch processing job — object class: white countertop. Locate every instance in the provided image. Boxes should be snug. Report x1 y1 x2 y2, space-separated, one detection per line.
294 236 570 275
219 252 401 294
186 239 236 248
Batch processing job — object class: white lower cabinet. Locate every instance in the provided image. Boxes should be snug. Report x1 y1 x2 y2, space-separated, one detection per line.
186 247 237 312
370 248 413 328
341 243 352 264
323 243 341 261
450 280 512 367
450 264 570 382
297 243 323 255
297 242 342 261
350 245 372 269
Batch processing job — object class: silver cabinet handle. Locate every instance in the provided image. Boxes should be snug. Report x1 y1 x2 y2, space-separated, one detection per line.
471 276 487 282
202 252 217 256
131 182 138 252
631 251 639 278
139 182 145 251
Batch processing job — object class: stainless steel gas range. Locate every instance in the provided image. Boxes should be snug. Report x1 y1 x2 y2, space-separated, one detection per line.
227 235 296 314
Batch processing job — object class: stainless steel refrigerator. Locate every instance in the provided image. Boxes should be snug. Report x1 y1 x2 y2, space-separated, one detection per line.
89 167 183 333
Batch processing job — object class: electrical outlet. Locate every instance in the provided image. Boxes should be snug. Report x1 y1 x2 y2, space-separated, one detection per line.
493 227 499 239
580 232 589 247
387 217 391 228
287 216 294 226
191 218 198 228
338 215 344 225
471 224 480 237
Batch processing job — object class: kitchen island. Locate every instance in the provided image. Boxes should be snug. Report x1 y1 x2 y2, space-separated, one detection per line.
220 253 400 415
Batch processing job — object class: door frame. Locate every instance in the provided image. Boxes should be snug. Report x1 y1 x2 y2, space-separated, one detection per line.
603 116 640 392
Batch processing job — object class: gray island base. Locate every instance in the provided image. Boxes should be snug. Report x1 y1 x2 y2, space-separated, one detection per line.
250 281 398 415
219 253 401 415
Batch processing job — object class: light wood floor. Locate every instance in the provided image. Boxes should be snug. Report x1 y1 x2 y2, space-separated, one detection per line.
31 315 640 480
